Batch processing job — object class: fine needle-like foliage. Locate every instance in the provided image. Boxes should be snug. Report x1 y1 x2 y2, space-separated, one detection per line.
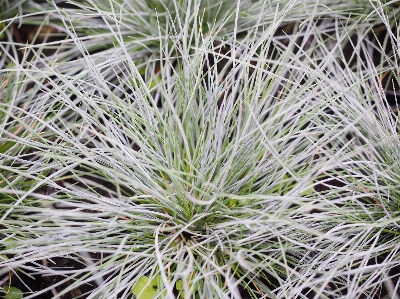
0 0 399 299
0 16 71 297
306 6 400 297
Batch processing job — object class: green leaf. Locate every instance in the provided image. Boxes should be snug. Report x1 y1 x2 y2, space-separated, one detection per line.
2 286 24 299
175 280 183 291
228 199 238 208
132 275 164 299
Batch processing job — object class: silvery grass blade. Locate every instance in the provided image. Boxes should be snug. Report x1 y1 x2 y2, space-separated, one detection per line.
37 0 268 77
297 3 400 298
0 0 90 79
0 20 89 298
0 21 65 212
35 0 388 77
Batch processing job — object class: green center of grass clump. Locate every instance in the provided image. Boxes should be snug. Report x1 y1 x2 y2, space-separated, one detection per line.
120 66 319 297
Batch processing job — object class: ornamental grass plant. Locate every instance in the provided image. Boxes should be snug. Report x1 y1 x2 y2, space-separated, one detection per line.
0 0 399 298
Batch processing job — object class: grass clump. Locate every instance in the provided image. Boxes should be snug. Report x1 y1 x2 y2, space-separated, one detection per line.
0 0 399 298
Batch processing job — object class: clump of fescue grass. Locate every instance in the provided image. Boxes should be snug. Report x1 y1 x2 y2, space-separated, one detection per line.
0 21 63 219
309 11 400 298
1 0 400 298
0 20 77 298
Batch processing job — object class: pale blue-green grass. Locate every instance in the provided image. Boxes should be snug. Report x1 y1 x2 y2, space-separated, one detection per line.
0 0 399 299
